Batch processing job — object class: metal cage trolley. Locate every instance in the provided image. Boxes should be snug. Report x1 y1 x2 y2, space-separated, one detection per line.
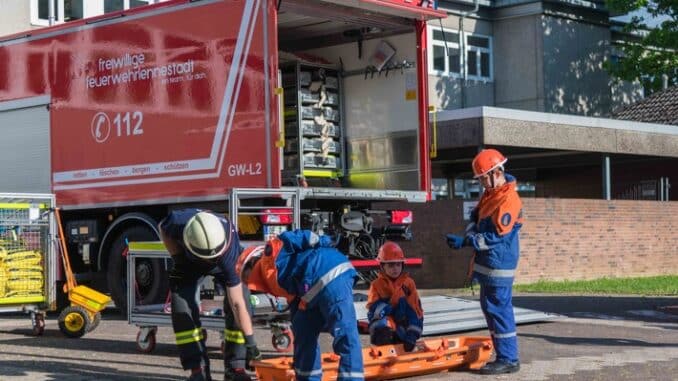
126 242 225 353
0 193 56 336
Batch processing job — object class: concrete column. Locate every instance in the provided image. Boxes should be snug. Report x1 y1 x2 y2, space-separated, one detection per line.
602 155 611 200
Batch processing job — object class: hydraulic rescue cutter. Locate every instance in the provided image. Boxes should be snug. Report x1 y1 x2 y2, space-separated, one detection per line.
253 335 493 380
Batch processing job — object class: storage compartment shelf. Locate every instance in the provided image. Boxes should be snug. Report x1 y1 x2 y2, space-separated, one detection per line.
285 153 340 170
281 61 344 182
285 120 339 138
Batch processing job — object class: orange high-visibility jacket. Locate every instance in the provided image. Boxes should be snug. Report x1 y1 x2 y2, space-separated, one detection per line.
367 272 424 320
245 238 295 303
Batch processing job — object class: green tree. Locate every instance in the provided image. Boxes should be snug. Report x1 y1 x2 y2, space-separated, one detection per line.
605 0 677 92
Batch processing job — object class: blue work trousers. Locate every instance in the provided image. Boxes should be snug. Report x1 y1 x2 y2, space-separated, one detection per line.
479 284 519 364
292 281 364 380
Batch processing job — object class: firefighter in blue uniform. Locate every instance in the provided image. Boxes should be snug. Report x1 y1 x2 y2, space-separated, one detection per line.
158 209 261 381
275 229 364 381
446 148 523 375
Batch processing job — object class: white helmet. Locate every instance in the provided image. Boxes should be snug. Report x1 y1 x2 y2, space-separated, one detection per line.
183 212 229 261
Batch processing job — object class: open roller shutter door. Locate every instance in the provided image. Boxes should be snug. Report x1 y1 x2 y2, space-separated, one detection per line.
0 101 50 193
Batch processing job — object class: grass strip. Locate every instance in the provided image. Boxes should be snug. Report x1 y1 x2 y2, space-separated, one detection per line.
513 275 678 295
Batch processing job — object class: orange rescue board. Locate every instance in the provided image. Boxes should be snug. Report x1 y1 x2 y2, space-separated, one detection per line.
254 336 493 381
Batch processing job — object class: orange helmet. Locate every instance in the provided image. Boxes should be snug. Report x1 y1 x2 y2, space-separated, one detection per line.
377 241 405 263
472 149 507 178
235 245 265 276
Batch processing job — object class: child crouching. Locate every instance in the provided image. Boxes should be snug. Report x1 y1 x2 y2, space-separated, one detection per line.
366 241 423 352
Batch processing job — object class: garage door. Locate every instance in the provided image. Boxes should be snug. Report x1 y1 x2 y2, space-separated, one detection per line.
0 96 50 193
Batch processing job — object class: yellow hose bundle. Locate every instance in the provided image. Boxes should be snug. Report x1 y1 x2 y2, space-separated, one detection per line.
6 263 43 271
0 246 7 261
4 250 41 266
0 266 6 297
6 268 43 278
4 290 43 298
7 278 43 292
6 256 43 293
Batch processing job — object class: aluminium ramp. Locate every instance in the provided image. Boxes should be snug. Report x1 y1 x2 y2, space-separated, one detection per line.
355 295 561 336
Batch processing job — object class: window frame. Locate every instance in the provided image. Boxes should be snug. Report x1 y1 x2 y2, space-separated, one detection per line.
30 0 161 26
463 31 493 82
427 25 462 78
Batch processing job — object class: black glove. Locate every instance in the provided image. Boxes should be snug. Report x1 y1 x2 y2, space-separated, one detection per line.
245 335 261 370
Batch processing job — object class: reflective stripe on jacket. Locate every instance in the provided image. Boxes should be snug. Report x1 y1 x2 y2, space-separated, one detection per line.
276 230 357 308
468 174 523 286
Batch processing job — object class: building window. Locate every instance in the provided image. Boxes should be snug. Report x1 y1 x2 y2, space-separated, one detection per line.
428 26 461 77
428 26 493 81
31 0 162 26
465 33 493 81
432 178 450 200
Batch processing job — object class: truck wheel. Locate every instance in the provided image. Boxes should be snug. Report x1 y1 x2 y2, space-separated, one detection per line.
107 226 168 314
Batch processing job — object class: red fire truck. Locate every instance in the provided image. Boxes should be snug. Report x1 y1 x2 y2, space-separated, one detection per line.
0 0 445 311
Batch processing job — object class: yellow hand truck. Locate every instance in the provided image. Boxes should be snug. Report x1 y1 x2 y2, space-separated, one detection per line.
54 207 111 338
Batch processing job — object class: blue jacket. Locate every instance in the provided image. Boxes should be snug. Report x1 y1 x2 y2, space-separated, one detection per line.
276 230 357 309
468 174 523 286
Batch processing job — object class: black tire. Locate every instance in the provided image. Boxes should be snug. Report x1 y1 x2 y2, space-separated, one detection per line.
87 312 101 333
58 306 91 338
272 331 294 352
32 313 45 336
106 226 168 315
136 330 157 353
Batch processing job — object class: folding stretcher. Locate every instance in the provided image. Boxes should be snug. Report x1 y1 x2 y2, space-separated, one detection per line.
253 335 493 381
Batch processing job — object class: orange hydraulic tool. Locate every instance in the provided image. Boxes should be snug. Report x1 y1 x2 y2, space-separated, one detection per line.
253 335 493 381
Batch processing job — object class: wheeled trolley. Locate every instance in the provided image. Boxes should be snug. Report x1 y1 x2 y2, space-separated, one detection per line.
127 242 292 353
0 193 56 336
53 207 111 338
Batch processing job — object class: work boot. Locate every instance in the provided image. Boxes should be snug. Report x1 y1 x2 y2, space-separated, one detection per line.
186 366 212 381
224 368 252 381
478 360 520 375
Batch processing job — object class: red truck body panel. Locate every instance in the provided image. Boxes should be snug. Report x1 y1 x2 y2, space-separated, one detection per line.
0 0 442 208
1 0 277 207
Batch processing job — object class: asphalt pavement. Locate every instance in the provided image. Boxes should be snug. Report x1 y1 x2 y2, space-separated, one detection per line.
0 292 675 380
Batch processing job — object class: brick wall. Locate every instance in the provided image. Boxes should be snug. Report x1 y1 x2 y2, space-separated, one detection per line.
375 199 678 288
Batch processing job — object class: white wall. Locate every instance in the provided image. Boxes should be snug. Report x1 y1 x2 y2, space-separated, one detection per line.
0 0 33 37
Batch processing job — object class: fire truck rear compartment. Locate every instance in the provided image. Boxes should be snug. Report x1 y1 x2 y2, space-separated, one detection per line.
277 2 422 192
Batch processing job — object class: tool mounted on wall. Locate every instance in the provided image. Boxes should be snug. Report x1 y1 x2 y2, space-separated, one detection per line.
358 60 416 80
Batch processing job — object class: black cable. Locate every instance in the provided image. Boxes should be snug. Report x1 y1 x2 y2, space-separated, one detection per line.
438 18 450 58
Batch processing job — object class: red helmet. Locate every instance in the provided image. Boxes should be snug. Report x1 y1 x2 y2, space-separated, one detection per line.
377 241 405 263
472 149 507 178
